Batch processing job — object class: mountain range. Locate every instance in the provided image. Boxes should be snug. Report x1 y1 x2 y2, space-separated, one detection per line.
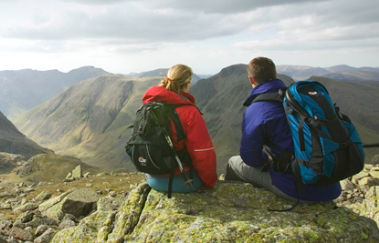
126 68 203 85
276 64 379 81
13 74 160 169
0 66 108 120
12 64 379 174
191 65 379 171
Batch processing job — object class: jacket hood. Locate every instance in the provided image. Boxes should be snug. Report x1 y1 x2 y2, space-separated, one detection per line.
142 86 196 106
243 79 286 106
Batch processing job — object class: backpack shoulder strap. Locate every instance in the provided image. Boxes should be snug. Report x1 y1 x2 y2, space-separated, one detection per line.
169 105 186 142
167 103 202 142
252 93 283 103
252 87 287 104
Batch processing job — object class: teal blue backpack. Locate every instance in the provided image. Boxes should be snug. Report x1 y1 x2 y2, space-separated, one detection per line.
253 81 365 197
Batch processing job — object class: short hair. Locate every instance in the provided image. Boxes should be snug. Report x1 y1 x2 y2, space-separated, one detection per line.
160 64 193 93
247 57 277 83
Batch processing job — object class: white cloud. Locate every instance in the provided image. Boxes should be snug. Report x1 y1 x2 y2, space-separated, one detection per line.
141 0 326 14
2 6 252 42
0 0 378 73
58 0 130 4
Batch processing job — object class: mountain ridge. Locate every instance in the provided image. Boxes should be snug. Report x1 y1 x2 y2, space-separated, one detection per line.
126 68 203 85
13 74 162 169
11 64 379 173
2 64 378 120
0 109 51 173
0 66 108 120
276 64 379 81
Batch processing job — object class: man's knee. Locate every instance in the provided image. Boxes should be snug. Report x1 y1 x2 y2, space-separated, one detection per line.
227 156 242 167
225 156 244 181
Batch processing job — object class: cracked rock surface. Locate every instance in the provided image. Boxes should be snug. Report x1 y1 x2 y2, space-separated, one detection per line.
51 181 379 243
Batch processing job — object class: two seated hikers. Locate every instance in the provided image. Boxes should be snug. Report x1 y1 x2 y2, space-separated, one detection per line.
126 64 217 196
128 58 364 203
224 57 343 205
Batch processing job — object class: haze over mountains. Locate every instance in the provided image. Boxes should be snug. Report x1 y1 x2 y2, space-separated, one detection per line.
0 66 108 120
277 64 379 81
126 68 203 85
11 64 379 173
2 64 378 122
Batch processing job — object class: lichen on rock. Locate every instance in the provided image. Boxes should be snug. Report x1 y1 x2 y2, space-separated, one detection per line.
50 181 379 243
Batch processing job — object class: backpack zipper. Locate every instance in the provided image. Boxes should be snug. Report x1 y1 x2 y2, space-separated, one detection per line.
145 144 161 169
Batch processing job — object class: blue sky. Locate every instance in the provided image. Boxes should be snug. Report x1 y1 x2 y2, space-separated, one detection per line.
0 0 378 75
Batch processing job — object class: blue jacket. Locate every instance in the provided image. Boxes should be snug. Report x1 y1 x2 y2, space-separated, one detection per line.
241 79 341 202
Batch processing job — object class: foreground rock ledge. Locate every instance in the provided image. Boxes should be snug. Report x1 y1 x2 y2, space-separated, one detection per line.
51 181 379 243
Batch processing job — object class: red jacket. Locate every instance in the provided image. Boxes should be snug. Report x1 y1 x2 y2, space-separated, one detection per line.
142 86 217 189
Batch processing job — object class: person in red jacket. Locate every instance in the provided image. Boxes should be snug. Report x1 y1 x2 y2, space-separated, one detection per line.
142 64 217 192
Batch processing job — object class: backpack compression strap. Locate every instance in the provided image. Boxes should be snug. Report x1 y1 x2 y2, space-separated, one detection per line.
363 143 379 148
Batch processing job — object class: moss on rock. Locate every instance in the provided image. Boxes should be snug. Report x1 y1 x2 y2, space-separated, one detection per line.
51 181 379 243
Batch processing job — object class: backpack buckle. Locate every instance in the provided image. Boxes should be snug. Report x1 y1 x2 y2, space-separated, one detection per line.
307 118 321 128
272 156 292 174
287 108 294 114
261 162 271 172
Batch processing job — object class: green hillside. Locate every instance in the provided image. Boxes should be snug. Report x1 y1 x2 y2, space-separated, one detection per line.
14 74 161 170
12 66 379 175
0 66 107 119
0 109 51 162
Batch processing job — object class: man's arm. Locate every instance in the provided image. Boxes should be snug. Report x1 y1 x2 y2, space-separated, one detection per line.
240 105 269 167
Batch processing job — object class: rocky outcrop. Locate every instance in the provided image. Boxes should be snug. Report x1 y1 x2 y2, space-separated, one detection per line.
0 153 25 166
64 165 82 182
0 185 103 242
335 165 379 207
34 191 52 202
51 181 379 243
39 188 99 221
15 155 44 178
2 167 379 242
6 227 33 241
335 164 379 227
0 152 26 174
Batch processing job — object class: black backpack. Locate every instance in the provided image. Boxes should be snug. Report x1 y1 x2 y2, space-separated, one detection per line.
125 101 193 198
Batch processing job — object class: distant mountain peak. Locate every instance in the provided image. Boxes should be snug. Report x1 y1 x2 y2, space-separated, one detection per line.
325 65 356 72
0 67 109 119
126 68 203 85
68 66 108 73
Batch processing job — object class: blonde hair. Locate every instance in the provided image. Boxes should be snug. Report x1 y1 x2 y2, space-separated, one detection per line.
247 57 277 84
160 64 193 93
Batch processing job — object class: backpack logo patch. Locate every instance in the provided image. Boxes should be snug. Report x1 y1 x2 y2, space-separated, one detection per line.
308 91 318 95
138 157 147 166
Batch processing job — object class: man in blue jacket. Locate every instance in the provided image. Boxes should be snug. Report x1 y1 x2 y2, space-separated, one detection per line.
225 57 341 202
